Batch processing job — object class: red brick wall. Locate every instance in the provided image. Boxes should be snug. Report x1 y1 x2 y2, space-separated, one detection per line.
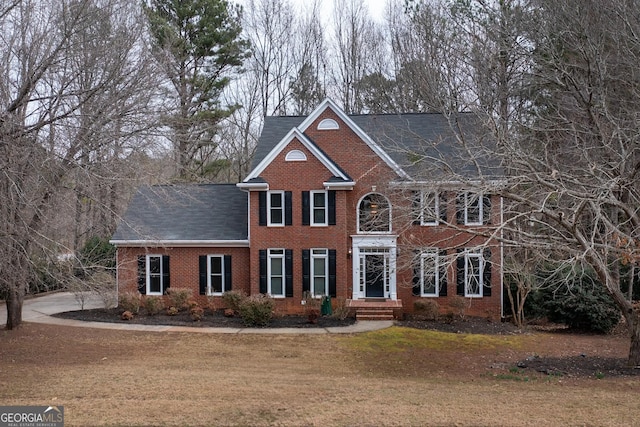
116 246 250 307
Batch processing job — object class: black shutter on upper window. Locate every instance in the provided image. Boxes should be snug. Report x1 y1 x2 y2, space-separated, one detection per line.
137 255 146 294
439 193 448 223
439 250 448 296
328 249 337 297
412 191 421 225
285 249 293 297
456 193 464 224
224 255 232 291
259 250 267 294
302 249 310 293
482 194 492 225
328 191 336 225
456 249 465 295
285 191 292 225
199 255 207 295
162 255 170 293
302 191 310 225
483 248 492 296
258 191 267 226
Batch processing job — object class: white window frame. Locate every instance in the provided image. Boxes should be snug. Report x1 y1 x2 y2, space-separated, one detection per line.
310 190 328 226
268 191 285 226
420 249 439 297
267 249 286 297
207 255 225 296
420 191 439 226
310 248 328 297
146 254 164 296
464 192 483 226
357 193 392 233
465 251 483 297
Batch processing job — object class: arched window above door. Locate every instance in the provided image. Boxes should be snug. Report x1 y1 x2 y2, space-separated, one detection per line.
358 193 391 233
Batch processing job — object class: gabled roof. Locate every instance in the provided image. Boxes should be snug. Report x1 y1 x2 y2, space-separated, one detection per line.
111 184 248 246
251 104 500 183
243 127 352 182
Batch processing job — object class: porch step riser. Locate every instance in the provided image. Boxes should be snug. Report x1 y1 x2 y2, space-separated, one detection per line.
355 308 395 321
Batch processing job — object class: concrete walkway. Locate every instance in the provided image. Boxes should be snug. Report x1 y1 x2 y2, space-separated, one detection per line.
0 292 394 334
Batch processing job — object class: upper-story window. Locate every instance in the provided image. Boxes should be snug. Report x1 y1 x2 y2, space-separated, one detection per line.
415 191 447 225
259 191 292 226
457 192 491 226
268 191 284 226
302 190 336 226
311 191 327 225
358 193 391 233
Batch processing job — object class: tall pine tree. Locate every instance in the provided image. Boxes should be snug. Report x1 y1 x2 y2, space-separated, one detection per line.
144 0 250 180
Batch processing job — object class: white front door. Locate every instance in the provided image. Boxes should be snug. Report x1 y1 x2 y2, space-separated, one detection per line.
351 235 397 300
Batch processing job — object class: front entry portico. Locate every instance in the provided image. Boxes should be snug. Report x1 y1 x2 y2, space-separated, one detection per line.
351 235 397 300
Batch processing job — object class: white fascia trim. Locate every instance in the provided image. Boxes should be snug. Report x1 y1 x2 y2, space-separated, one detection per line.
243 127 350 182
236 182 269 191
323 181 355 190
390 179 506 189
298 98 411 180
109 240 250 248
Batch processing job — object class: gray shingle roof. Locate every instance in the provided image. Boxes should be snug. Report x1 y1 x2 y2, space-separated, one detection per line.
111 184 247 243
253 113 500 181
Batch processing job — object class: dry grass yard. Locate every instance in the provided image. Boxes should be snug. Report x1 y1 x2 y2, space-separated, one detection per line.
1 323 639 426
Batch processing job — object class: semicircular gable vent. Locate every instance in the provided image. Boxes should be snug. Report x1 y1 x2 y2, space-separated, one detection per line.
317 118 339 130
285 149 307 161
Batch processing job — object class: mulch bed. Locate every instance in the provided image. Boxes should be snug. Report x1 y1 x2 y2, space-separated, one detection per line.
53 307 356 329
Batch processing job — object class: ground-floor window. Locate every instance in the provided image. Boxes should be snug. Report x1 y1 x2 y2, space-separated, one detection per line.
137 255 170 295
456 249 492 298
416 249 448 297
199 255 232 295
259 249 293 297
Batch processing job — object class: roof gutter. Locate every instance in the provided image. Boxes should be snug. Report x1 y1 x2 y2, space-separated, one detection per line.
109 240 250 248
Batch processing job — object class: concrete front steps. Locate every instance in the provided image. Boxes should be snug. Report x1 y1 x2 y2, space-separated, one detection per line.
347 299 403 321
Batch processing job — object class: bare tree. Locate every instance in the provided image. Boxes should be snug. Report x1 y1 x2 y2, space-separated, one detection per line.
0 0 160 329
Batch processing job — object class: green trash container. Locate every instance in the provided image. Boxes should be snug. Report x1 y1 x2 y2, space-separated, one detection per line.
321 295 332 316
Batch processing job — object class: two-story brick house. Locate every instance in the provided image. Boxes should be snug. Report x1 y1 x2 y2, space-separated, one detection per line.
111 99 503 320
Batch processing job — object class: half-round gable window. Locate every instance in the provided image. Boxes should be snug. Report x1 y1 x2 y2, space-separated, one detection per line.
358 193 391 233
317 118 339 130
285 149 307 161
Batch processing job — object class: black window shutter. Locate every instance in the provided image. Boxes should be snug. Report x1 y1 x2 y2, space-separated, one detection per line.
162 255 170 293
302 191 310 225
258 191 267 226
224 255 232 291
199 255 207 295
285 191 292 226
456 249 465 295
137 255 146 294
456 193 464 224
483 248 492 296
412 253 420 296
285 249 293 297
328 249 337 297
439 250 448 296
412 191 421 225
439 193 447 223
259 250 267 294
302 249 310 293
482 194 492 225
328 191 336 225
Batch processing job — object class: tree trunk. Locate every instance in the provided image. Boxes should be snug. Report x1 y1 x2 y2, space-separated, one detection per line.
5 287 24 330
628 306 640 367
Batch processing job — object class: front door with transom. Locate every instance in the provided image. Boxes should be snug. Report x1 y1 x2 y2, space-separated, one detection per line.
351 236 397 300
